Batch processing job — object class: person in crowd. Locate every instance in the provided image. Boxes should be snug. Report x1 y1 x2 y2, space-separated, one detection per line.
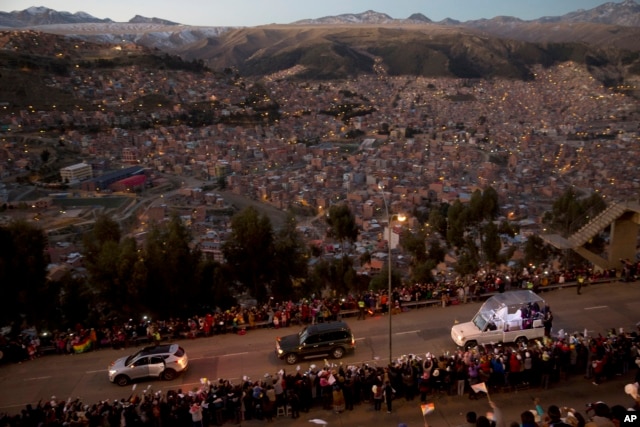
457 411 478 427
584 403 615 427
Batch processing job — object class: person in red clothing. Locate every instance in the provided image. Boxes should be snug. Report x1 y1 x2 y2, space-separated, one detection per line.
592 355 606 385
509 352 522 387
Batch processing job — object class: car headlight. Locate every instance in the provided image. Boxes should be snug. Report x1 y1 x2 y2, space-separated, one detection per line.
109 369 117 376
457 335 463 342
276 348 283 355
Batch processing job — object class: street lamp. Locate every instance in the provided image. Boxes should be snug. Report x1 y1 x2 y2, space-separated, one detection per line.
379 184 405 365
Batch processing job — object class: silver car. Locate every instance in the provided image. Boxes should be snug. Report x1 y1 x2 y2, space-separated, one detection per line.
108 344 188 386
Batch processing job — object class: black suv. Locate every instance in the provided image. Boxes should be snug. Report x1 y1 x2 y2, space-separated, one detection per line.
276 321 355 365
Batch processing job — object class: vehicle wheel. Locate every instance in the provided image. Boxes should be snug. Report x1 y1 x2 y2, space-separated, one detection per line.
515 337 528 345
162 369 177 381
464 341 477 351
115 375 130 386
285 353 298 365
331 347 345 359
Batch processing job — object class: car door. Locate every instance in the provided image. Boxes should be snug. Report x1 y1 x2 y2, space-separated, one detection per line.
148 355 166 379
128 356 151 380
318 331 340 355
300 333 321 359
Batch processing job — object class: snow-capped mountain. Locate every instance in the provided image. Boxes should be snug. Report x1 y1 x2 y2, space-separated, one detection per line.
0 6 111 27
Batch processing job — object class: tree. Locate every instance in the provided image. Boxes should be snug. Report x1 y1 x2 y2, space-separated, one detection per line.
143 214 201 319
368 263 402 291
454 238 480 276
427 203 448 237
271 213 308 300
481 221 502 265
446 200 466 248
326 204 358 250
400 228 427 264
0 220 49 330
83 215 121 268
222 207 274 302
323 204 359 294
481 187 500 221
409 260 436 284
524 235 552 267
427 238 446 264
194 259 236 310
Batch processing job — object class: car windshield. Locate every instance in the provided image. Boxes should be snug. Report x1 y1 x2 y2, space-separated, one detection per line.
124 348 148 365
298 327 308 344
472 312 489 331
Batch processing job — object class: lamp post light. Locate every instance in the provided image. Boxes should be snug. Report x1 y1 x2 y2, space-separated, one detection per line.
379 185 405 365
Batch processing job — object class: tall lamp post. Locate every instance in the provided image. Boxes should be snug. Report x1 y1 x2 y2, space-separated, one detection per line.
379 185 405 365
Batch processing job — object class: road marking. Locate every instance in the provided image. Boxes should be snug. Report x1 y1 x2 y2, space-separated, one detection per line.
86 369 106 374
396 330 420 335
220 352 249 357
584 306 608 310
191 351 249 361
355 337 366 341
23 376 51 381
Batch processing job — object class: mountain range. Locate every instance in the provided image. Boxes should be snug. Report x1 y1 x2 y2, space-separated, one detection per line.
1 2 640 87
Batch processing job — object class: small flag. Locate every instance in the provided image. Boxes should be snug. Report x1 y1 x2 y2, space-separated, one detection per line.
421 402 435 415
471 382 488 394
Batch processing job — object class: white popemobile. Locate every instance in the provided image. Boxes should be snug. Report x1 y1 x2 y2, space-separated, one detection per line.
451 290 547 349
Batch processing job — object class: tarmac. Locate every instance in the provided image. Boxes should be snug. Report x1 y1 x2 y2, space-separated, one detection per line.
233 282 640 426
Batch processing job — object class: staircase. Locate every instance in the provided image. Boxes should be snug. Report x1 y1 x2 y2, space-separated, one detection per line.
541 200 640 271
567 202 628 247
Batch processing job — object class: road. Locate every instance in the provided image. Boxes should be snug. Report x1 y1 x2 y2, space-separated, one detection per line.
0 281 638 426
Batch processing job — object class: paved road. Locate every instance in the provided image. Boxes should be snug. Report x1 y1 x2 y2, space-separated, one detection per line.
0 281 638 426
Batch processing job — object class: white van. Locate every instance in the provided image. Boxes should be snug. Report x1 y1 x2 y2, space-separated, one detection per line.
451 290 547 349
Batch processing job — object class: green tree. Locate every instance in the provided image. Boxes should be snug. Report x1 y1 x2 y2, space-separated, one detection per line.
481 221 502 264
326 204 358 250
446 199 466 248
454 238 480 276
409 260 436 284
0 220 49 330
400 228 427 264
427 238 446 264
467 190 484 224
222 207 274 302
368 263 402 291
143 215 201 318
481 186 500 221
194 259 236 310
56 270 94 330
524 235 552 267
427 203 448 237
271 213 308 300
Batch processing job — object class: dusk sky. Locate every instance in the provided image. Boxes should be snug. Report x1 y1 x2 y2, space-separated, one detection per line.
0 0 626 27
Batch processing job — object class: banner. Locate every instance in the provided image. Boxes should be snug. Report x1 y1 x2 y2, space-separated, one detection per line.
421 402 435 416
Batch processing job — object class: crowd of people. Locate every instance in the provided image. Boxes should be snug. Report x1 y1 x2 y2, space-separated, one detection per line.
2 265 629 362
1 266 638 426
2 321 640 426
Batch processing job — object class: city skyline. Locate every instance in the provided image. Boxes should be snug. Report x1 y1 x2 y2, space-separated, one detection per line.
0 0 629 27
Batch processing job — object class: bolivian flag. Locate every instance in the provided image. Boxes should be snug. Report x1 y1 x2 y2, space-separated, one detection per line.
421 402 435 416
73 337 92 353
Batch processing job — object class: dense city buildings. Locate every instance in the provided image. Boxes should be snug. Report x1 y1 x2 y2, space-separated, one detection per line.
0 30 638 280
